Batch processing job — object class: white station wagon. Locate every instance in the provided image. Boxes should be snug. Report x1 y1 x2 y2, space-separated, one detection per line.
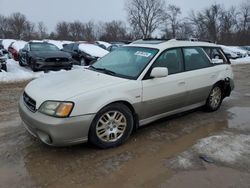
19 39 234 148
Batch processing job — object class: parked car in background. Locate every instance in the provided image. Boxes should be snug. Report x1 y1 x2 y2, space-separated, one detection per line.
19 41 72 72
0 50 7 72
220 46 239 59
0 44 9 57
107 42 125 52
228 46 248 58
8 40 27 61
19 39 234 148
95 41 111 50
0 39 16 50
62 42 109 66
239 46 250 56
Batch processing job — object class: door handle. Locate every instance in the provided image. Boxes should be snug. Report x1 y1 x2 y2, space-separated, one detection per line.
178 81 186 86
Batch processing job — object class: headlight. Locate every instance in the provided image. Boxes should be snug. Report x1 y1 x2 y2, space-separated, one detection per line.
39 101 74 118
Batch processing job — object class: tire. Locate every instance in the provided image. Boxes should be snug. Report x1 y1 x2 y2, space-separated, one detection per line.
19 59 25 67
205 85 223 112
80 58 87 66
89 103 134 149
0 64 7 72
31 62 38 72
1 64 7 72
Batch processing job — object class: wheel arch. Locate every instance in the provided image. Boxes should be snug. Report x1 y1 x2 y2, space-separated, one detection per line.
213 78 232 98
94 100 139 131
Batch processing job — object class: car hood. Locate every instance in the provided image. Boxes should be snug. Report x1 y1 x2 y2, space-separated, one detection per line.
30 51 71 59
25 68 128 108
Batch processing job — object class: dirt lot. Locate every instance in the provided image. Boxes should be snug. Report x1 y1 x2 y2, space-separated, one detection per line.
0 65 250 188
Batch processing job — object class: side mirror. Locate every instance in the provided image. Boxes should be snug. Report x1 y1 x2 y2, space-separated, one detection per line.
150 67 168 78
212 59 224 64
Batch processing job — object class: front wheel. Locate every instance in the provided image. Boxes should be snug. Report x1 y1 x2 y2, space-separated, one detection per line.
205 85 223 112
89 103 134 149
19 59 25 67
1 64 7 72
31 62 38 72
80 58 87 66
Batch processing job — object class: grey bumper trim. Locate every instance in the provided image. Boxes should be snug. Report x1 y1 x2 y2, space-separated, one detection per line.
19 97 95 146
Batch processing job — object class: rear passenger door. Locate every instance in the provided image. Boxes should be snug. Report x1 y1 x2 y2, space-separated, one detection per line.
182 47 220 106
141 48 188 120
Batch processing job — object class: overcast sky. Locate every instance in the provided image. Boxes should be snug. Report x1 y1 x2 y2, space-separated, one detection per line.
0 0 241 32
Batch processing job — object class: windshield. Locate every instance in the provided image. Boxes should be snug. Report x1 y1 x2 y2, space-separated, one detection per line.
90 46 158 79
30 43 60 51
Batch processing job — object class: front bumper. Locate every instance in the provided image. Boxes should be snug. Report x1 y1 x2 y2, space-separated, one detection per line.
19 97 95 146
35 61 72 70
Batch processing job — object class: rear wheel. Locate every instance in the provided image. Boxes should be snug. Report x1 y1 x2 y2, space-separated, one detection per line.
89 103 134 149
205 85 223 112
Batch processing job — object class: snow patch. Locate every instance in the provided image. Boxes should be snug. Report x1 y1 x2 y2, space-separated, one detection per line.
194 132 250 163
170 132 250 169
1 39 16 50
0 59 83 83
231 57 250 65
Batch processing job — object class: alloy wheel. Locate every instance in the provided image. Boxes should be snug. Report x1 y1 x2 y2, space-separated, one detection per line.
96 111 127 142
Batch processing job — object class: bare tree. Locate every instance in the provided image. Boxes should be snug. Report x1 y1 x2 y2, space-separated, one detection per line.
37 21 48 39
68 21 84 41
219 6 238 44
239 0 250 32
125 0 166 38
0 15 9 38
164 4 182 38
178 20 194 39
56 21 70 40
8 12 33 39
82 21 96 41
99 21 128 42
189 4 222 42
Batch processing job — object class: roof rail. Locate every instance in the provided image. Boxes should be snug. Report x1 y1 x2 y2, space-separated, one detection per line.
142 38 170 41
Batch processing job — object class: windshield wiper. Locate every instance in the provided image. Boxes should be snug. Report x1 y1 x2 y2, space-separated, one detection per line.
88 65 116 76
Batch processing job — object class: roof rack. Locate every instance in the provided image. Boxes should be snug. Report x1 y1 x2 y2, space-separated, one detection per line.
141 37 213 43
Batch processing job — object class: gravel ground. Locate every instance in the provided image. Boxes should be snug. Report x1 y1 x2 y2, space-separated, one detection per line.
0 64 250 188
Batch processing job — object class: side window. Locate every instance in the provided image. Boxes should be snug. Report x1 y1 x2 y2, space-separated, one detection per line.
23 44 29 51
203 47 228 64
64 44 74 51
183 47 212 71
73 44 79 51
152 48 183 75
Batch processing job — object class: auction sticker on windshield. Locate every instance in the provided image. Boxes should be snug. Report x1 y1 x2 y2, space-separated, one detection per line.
135 51 152 57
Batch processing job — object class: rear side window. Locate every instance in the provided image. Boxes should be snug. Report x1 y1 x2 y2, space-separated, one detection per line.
73 44 79 51
183 47 212 71
203 47 228 64
152 48 183 75
64 43 74 50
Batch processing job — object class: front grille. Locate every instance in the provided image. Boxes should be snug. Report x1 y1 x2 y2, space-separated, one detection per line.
23 92 36 112
45 58 69 63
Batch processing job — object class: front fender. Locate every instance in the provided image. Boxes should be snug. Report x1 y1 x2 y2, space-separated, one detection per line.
69 81 142 116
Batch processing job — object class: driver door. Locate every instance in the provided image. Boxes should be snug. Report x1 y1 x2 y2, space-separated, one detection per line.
141 48 188 120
